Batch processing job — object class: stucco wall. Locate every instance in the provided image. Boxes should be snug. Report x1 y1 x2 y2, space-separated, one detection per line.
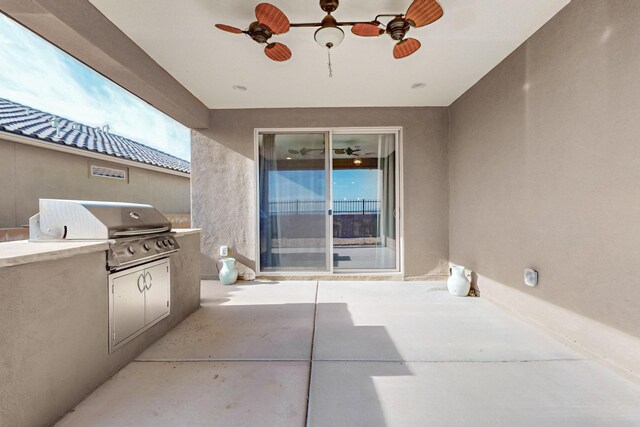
192 107 449 279
0 138 191 228
449 1 640 341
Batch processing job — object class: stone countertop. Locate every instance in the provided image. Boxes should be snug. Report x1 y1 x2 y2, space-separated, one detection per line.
0 229 201 268
0 240 109 268
173 228 202 237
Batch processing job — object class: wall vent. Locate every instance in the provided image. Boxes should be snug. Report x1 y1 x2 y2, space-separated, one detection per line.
90 164 128 181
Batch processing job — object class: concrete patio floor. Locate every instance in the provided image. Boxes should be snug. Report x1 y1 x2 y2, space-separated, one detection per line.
56 280 640 426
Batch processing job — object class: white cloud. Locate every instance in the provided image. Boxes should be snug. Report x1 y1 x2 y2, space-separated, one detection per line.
0 15 190 161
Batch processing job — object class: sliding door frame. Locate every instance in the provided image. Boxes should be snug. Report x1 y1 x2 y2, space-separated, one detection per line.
254 126 403 276
330 127 402 274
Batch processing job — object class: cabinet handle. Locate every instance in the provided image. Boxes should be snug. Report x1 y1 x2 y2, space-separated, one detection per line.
137 274 145 293
145 272 153 290
136 272 154 292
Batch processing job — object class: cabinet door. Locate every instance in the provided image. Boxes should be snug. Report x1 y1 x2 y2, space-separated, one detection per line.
111 269 146 346
144 260 170 325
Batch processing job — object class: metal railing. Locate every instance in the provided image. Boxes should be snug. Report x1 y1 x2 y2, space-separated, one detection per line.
268 199 380 215
333 199 380 215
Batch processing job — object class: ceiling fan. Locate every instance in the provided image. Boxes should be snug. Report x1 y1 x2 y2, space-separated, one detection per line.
287 146 361 156
288 147 323 156
215 0 443 65
216 3 292 62
334 147 361 156
351 0 443 59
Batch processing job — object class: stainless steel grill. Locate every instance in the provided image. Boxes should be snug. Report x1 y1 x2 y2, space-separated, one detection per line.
29 199 180 270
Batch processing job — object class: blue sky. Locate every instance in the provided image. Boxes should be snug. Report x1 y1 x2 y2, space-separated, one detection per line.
270 170 380 201
0 14 191 161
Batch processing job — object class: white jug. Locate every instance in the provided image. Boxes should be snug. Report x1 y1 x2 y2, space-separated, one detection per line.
219 258 239 285
447 265 470 296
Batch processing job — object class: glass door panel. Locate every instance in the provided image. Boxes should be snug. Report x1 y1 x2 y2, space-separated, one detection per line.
258 132 329 272
331 133 397 270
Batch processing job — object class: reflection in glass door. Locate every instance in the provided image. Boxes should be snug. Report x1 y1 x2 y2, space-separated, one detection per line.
331 133 398 271
258 133 329 272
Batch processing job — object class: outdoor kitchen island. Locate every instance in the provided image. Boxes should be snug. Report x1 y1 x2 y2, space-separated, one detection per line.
0 229 202 427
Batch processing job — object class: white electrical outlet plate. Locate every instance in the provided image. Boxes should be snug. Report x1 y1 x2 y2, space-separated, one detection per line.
220 246 228 257
524 268 538 287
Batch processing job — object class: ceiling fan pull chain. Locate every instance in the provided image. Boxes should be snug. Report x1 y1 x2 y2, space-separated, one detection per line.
327 48 333 78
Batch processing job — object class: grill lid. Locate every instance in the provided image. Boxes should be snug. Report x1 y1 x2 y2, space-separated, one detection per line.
29 199 171 240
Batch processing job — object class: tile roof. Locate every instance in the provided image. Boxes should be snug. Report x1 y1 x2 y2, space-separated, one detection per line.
0 97 190 174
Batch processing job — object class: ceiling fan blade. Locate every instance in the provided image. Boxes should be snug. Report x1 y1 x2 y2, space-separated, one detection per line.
288 149 299 154
405 0 443 28
255 3 290 34
351 23 384 37
215 24 244 34
264 42 292 62
393 38 421 59
335 149 346 154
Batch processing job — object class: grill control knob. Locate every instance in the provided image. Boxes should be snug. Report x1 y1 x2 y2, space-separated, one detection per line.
156 241 163 248
127 246 136 255
168 240 174 247
143 243 150 251
163 240 170 246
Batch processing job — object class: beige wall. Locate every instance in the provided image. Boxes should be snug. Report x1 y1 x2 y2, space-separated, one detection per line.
193 107 449 279
0 138 191 228
449 0 640 340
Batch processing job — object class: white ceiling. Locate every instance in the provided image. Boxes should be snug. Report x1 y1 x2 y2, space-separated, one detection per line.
89 0 569 109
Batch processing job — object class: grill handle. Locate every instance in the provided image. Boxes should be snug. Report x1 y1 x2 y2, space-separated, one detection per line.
113 226 170 237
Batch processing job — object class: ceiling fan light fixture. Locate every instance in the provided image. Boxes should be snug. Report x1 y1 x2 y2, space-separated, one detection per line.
314 25 344 49
216 0 444 62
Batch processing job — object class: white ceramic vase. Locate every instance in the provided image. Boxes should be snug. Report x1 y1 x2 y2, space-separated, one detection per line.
447 265 470 297
219 258 238 285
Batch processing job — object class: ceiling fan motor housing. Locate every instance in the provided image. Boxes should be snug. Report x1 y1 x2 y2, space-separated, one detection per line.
320 0 339 13
387 16 410 41
248 21 273 44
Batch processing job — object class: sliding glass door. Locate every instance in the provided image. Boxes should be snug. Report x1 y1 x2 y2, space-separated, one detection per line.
257 132 330 272
331 132 398 271
257 129 400 274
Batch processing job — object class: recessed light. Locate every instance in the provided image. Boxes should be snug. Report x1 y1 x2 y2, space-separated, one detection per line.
286 157 292 160
232 85 247 91
411 82 426 89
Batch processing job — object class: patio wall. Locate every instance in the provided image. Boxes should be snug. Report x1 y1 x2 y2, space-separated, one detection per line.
192 107 449 279
0 137 190 228
449 0 640 375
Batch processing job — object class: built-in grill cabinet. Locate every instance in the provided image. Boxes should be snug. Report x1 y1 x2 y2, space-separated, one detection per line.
109 258 170 353
29 199 178 353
